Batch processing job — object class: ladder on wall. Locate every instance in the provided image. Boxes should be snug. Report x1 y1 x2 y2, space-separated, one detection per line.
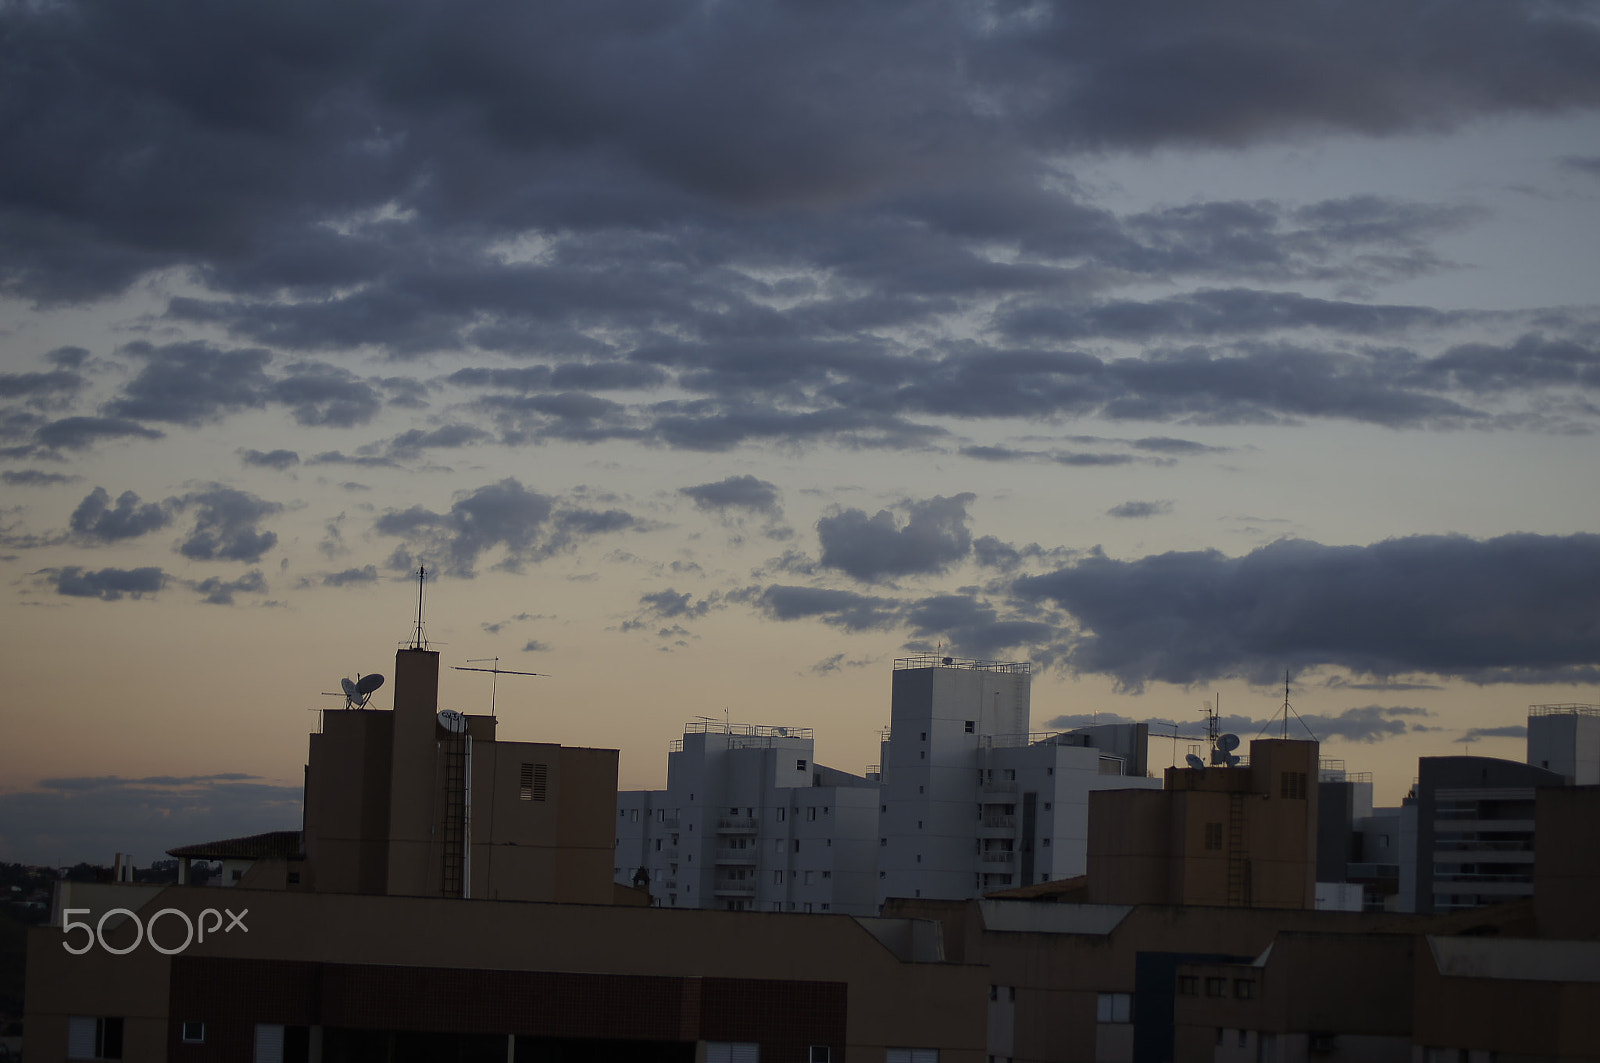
1225 792 1247 906
440 731 468 897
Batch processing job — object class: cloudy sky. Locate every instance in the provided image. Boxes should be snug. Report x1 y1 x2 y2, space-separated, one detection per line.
3 0 1599 864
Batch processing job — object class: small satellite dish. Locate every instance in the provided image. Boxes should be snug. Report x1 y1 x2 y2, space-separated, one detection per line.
1185 753 1206 770
356 673 385 696
437 709 468 734
1218 733 1240 752
341 677 359 700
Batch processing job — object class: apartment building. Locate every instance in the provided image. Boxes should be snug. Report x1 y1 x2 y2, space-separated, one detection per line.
616 724 881 915
618 656 1163 913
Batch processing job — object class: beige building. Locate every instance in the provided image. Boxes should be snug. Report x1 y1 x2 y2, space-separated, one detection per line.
1085 739 1320 909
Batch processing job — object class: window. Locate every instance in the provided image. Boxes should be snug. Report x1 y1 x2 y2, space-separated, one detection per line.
822 870 831 879
820 903 829 911
1042 838 1050 847
705 1043 760 1063
810 1048 833 1063
232 868 243 882
919 785 925 794
774 870 784 884
521 763 548 801
1043 802 1051 811
965 721 975 733
797 759 807 771
881 838 888 847
1177 976 1198 996
793 840 800 852
1003 769 1016 781
805 871 814 884
1234 979 1255 1000
807 807 818 821
880 870 887 879
776 808 786 822
1238 1030 1248 1048
1205 977 1227 997
1096 993 1132 1023
1204 823 1223 850
254 1023 284 1063
68 1016 123 1060
286 871 300 884
181 1022 205 1044
920 732 927 741
887 1050 939 1063
1279 771 1307 800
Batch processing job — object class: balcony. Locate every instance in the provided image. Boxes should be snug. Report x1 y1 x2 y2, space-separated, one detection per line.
717 817 759 833
979 780 1018 796
981 815 1017 831
714 848 758 866
712 880 757 897
980 850 1016 864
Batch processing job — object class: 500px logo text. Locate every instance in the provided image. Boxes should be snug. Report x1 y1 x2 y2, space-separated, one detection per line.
61 907 249 955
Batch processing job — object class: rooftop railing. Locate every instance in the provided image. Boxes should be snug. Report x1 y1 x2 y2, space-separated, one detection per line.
894 655 1030 675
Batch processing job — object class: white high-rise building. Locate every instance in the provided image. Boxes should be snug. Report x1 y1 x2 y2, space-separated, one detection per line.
1527 704 1600 784
616 724 880 914
618 656 1165 914
876 656 1162 904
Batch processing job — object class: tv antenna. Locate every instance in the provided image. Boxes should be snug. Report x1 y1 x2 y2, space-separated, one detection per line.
452 657 546 718
408 564 430 650
1258 669 1318 741
1201 694 1241 766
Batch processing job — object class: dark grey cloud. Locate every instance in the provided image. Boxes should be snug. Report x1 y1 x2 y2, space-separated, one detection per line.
680 475 782 516
34 416 164 451
521 639 549 653
105 343 383 428
239 448 300 470
191 569 267 605
374 477 638 576
622 587 720 633
1043 704 1437 744
46 565 166 600
1459 724 1528 742
1013 533 1600 689
1 469 77 486
1560 155 1600 178
0 367 84 405
817 493 976 582
0 0 1597 457
384 423 492 457
749 583 1051 660
996 288 1457 344
1107 500 1172 519
69 486 175 541
323 565 379 587
177 487 282 562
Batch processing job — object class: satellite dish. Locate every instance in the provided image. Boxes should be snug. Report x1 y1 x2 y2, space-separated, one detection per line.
437 709 468 734
1218 733 1240 752
1185 753 1206 770
341 677 359 700
356 673 385 696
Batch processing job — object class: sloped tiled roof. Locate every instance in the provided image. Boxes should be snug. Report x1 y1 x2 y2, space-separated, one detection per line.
167 830 302 860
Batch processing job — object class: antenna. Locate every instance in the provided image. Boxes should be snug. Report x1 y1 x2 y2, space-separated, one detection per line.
452 657 546 718
409 564 429 650
1256 668 1319 742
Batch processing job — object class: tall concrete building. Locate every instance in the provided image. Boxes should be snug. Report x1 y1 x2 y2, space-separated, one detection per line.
1527 703 1600 784
619 656 1162 913
876 656 1161 905
615 724 880 914
1399 755 1565 915
1086 738 1322 909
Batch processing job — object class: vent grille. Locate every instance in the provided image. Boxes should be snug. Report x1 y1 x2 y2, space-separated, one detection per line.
521 762 548 801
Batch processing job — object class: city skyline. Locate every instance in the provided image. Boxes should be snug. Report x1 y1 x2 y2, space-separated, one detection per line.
3 0 1599 865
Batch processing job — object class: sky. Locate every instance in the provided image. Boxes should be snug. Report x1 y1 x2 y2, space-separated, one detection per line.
3 0 1599 866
